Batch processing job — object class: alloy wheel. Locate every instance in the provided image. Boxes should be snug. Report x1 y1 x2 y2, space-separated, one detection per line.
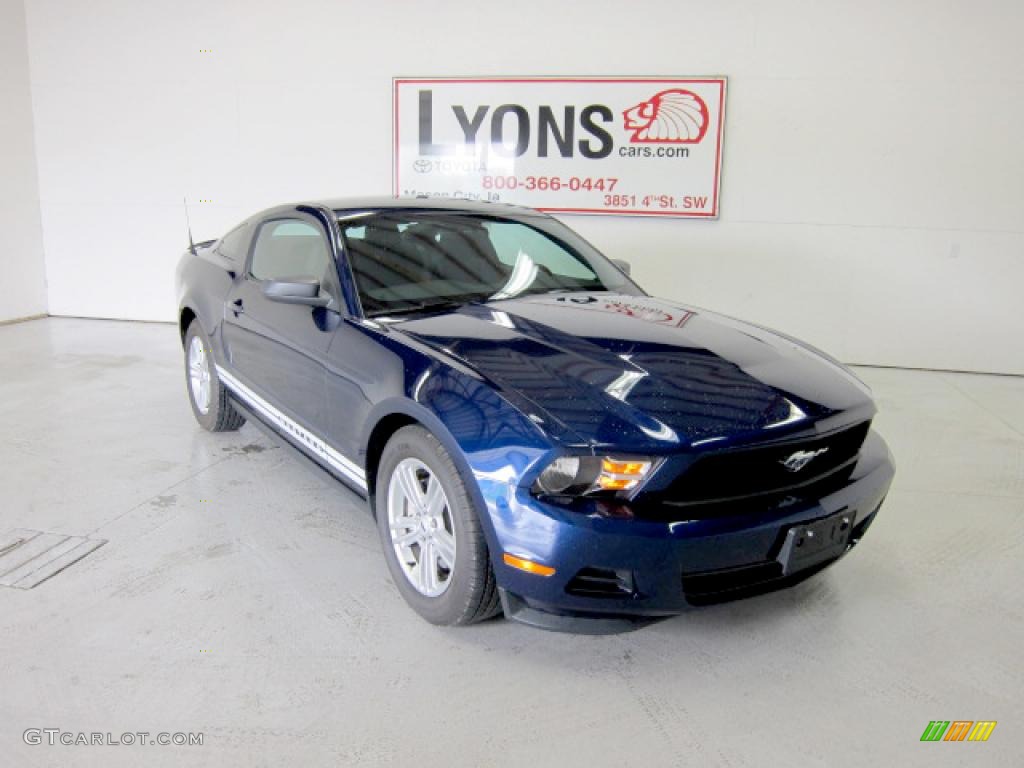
386 458 457 597
188 335 212 415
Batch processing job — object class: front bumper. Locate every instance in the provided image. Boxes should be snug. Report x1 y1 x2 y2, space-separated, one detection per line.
485 430 894 629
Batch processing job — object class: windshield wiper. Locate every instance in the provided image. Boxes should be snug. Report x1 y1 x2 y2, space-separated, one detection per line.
367 296 484 319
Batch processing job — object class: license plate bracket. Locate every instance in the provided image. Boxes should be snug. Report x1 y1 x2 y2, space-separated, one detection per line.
776 509 853 575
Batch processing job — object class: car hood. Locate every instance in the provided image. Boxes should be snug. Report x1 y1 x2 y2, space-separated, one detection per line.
392 293 875 452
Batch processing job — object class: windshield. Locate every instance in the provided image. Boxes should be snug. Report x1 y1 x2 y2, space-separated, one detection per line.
337 211 642 317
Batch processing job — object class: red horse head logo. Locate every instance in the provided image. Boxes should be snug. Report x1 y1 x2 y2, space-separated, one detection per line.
622 89 710 143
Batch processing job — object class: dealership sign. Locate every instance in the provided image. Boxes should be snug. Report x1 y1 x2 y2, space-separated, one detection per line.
393 77 726 217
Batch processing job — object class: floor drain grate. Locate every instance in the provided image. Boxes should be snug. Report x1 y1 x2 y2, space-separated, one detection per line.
0 529 107 589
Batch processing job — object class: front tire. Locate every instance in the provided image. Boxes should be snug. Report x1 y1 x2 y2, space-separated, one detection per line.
183 320 245 432
376 426 500 625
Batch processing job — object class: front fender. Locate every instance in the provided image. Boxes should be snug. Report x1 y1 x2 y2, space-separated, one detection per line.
362 364 555 555
175 247 235 353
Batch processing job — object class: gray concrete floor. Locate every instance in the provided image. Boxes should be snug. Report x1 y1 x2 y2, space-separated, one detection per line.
0 317 1021 767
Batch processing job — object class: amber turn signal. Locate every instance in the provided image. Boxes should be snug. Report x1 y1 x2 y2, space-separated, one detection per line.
601 459 648 475
596 457 653 491
503 553 556 577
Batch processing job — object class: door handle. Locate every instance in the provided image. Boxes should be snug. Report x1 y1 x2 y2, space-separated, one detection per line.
231 298 244 315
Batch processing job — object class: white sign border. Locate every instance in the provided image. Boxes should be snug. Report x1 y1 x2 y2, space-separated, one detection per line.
392 75 728 219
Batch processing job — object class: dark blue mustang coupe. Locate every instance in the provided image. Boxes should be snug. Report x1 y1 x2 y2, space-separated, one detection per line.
176 197 894 631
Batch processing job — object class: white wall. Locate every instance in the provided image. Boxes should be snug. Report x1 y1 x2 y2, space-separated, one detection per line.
0 0 47 323
24 0 1024 373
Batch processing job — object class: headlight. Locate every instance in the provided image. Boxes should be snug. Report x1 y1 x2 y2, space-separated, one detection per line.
533 455 657 496
535 456 586 494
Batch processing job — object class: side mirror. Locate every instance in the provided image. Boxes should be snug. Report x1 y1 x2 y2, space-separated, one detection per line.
263 277 330 307
611 258 631 276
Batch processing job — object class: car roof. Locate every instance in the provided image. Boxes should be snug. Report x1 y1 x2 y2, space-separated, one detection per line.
230 197 551 239
319 196 547 218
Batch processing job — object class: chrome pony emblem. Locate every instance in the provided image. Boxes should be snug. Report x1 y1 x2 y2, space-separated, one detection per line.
780 447 829 472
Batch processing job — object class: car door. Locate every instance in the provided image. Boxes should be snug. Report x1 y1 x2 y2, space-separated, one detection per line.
221 213 341 436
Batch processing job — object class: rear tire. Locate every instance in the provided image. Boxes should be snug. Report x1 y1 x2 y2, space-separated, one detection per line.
184 320 245 432
376 425 500 625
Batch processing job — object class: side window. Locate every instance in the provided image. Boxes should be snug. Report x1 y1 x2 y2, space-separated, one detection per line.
250 219 332 283
216 223 249 262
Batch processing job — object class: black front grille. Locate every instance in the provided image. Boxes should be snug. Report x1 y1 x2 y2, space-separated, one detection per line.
681 558 838 606
646 464 857 520
682 562 783 599
664 421 870 504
